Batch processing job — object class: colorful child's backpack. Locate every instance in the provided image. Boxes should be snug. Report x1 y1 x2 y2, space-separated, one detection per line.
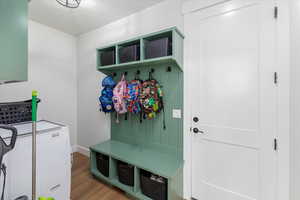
140 72 166 129
125 76 143 122
113 74 128 122
99 76 116 113
126 79 142 113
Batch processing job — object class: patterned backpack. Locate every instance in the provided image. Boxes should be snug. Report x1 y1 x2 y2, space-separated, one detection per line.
140 72 166 129
99 76 116 113
113 74 128 122
126 79 142 114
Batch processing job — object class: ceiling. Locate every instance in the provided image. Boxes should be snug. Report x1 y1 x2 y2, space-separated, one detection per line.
28 0 165 36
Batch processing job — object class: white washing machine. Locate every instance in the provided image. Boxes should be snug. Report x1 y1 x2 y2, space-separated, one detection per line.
0 120 71 200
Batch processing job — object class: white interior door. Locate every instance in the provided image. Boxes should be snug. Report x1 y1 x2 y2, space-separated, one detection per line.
185 0 277 200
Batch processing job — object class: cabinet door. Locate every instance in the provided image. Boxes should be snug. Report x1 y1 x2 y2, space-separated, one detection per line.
6 130 71 200
37 130 71 200
7 136 33 199
0 0 28 82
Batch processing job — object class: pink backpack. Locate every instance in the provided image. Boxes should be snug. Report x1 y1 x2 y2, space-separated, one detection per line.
113 74 128 122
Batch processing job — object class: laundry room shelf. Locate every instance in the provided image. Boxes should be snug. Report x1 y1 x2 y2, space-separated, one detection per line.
96 27 184 75
97 56 181 74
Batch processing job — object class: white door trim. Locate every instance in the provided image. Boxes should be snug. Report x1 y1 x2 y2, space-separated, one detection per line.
182 0 290 199
275 0 290 199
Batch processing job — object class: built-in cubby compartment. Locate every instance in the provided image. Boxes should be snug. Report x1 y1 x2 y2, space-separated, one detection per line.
118 40 141 64
90 151 110 183
143 31 172 60
139 169 168 200
97 46 116 66
95 153 109 177
96 27 184 73
110 158 135 193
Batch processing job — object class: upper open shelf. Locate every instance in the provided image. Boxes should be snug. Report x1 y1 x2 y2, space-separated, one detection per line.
96 27 184 74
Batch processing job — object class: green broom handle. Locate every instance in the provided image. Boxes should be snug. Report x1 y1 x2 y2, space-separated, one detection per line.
32 91 38 122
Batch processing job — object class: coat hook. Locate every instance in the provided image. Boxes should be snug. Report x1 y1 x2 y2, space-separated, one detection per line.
112 72 117 77
149 69 154 79
136 70 140 75
167 66 172 72
124 71 128 76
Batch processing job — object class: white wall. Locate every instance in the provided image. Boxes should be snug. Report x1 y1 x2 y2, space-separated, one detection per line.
76 0 183 149
0 20 78 146
291 0 300 199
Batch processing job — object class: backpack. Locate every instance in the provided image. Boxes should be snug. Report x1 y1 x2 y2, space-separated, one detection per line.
140 73 166 129
102 76 116 88
113 74 128 122
99 76 116 113
126 79 142 114
125 78 143 122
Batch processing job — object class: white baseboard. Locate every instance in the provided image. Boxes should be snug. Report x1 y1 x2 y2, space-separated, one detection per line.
71 145 78 153
75 145 90 157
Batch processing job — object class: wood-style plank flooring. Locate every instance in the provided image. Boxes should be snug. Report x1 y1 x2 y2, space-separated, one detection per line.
71 153 131 200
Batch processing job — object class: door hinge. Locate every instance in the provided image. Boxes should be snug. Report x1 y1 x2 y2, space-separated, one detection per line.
274 72 278 85
274 6 278 19
274 138 278 151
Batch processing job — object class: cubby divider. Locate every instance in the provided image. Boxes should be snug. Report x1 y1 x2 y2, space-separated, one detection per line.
109 157 118 180
134 167 140 193
140 39 145 61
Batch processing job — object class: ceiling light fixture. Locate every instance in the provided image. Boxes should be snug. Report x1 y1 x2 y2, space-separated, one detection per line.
56 0 81 8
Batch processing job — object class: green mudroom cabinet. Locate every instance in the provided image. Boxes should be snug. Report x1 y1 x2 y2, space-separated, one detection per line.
0 0 28 82
91 27 184 200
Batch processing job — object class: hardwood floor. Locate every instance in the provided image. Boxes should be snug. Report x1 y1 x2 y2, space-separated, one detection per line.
71 153 131 200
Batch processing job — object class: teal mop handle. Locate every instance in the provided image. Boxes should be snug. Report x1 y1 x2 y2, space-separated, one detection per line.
32 91 38 200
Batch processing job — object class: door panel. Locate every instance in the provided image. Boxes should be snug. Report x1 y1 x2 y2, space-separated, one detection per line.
192 3 260 133
185 0 277 199
194 141 259 198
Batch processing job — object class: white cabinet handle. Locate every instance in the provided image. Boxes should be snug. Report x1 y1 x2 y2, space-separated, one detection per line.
50 184 61 191
51 133 60 138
